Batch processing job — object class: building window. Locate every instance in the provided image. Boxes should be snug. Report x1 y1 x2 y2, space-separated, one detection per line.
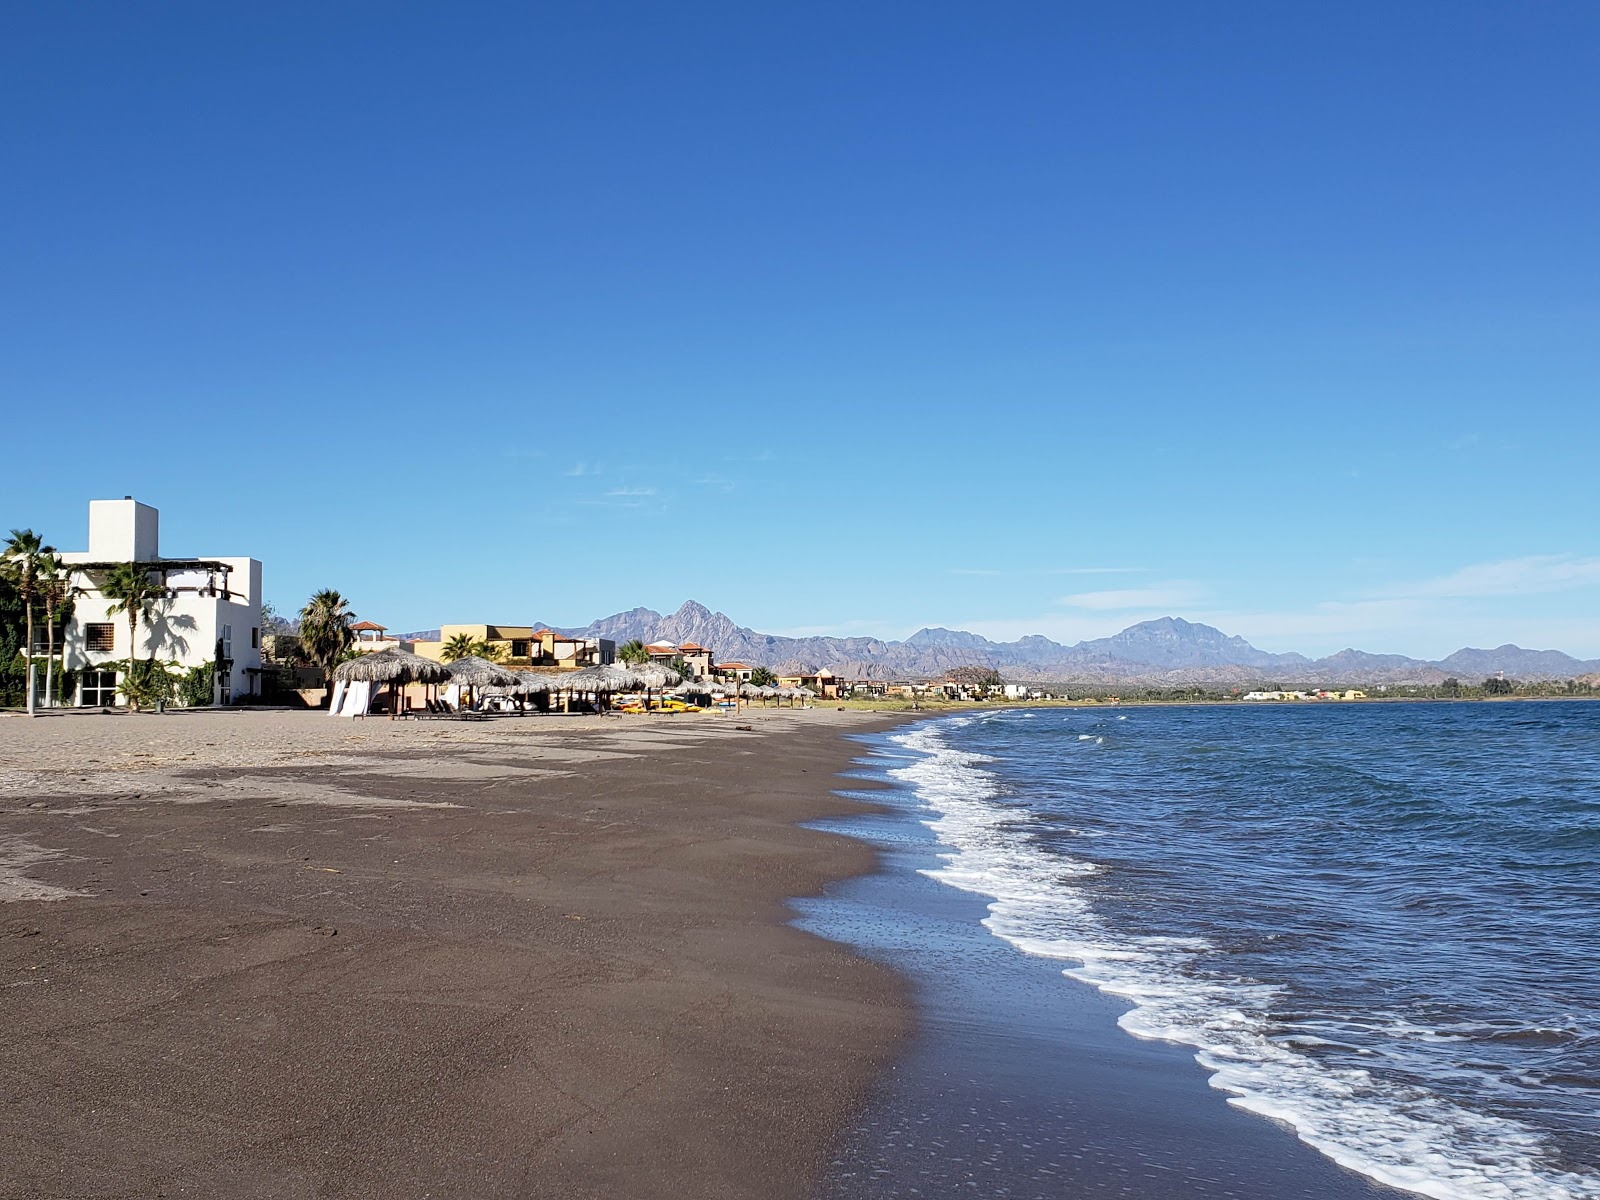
251 627 260 649
511 639 530 657
219 673 231 706
220 624 232 660
29 621 66 655
86 623 116 652
81 670 118 706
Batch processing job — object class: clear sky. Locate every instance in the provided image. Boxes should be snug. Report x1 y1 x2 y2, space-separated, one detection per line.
3 2 1597 658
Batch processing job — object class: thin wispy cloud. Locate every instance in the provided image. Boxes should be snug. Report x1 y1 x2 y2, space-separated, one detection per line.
605 486 657 497
1058 582 1205 611
1377 555 1600 600
565 461 599 477
949 566 1150 578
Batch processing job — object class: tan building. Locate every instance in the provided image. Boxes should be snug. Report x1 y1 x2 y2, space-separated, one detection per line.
643 640 715 679
778 669 838 699
715 661 757 683
411 624 612 669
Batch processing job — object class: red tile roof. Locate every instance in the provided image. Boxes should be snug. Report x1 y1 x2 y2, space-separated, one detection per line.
350 621 387 632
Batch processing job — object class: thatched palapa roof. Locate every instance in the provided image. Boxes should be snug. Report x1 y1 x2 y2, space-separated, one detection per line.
334 647 452 685
486 671 556 697
673 678 728 695
627 661 682 688
444 655 521 688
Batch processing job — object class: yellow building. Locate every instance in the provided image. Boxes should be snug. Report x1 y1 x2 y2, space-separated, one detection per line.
410 624 613 670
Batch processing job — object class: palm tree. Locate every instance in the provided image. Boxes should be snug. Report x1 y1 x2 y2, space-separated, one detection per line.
298 589 355 707
100 562 167 711
3 529 55 717
39 553 69 709
441 633 479 662
618 638 649 666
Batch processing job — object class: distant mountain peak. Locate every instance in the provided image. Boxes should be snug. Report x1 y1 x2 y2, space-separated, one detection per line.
540 601 1597 685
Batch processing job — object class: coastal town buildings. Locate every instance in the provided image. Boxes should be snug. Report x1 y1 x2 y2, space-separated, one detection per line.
350 621 405 652
778 669 839 699
642 640 713 679
410 624 613 669
56 498 263 706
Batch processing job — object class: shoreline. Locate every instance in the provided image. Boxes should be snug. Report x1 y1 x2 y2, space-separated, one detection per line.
801 716 1417 1200
0 708 914 1199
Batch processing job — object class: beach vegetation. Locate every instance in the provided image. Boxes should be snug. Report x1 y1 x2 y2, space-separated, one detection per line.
749 665 777 687
298 589 356 706
100 562 168 711
440 633 504 662
179 660 216 708
97 657 183 709
0 572 27 708
617 639 650 666
39 555 76 709
2 528 56 716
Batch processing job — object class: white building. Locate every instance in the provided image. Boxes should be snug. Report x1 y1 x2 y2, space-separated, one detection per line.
57 498 263 706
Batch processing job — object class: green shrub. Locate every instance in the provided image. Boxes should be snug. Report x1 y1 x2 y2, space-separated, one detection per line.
179 660 216 708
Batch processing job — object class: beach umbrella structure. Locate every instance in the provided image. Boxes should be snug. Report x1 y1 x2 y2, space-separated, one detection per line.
626 661 682 712
333 647 452 719
485 670 555 715
444 655 520 710
672 678 726 696
551 664 629 713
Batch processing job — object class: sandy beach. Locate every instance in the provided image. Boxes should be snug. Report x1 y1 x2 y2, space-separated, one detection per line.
0 707 909 1199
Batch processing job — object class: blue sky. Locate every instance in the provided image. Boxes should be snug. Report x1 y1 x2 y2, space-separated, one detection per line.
3 2 1597 658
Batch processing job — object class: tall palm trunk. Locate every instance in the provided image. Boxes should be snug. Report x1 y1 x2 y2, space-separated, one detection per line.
23 597 35 717
126 610 140 710
43 611 55 709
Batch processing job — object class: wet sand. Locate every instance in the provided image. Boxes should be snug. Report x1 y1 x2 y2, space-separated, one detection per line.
0 708 910 1199
800 728 1412 1200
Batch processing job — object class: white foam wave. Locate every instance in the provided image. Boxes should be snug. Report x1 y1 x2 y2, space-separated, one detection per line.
888 720 1600 1200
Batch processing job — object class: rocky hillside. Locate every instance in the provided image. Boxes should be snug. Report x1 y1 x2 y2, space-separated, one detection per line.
535 602 1600 686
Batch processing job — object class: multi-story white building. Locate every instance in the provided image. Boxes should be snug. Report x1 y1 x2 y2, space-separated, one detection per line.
57 498 263 706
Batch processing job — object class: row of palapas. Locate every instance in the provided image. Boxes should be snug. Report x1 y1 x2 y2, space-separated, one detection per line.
334 646 815 704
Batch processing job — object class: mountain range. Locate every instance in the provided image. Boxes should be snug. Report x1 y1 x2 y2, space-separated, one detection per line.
528 602 1600 686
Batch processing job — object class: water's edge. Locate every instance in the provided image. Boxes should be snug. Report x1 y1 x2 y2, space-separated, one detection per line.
797 720 1410 1200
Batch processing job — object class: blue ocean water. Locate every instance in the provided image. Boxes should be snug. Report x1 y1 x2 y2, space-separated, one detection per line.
888 701 1600 1200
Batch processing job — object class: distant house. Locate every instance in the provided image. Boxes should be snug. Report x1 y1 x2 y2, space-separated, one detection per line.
778 669 839 699
639 641 711 679
350 621 406 653
676 642 714 680
839 678 888 697
716 661 757 683
55 497 263 707
412 624 613 669
534 628 613 669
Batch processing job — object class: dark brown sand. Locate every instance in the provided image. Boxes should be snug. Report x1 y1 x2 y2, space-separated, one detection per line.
0 712 909 1199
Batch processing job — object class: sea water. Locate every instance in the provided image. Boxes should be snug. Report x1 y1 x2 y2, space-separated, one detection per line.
887 701 1600 1200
